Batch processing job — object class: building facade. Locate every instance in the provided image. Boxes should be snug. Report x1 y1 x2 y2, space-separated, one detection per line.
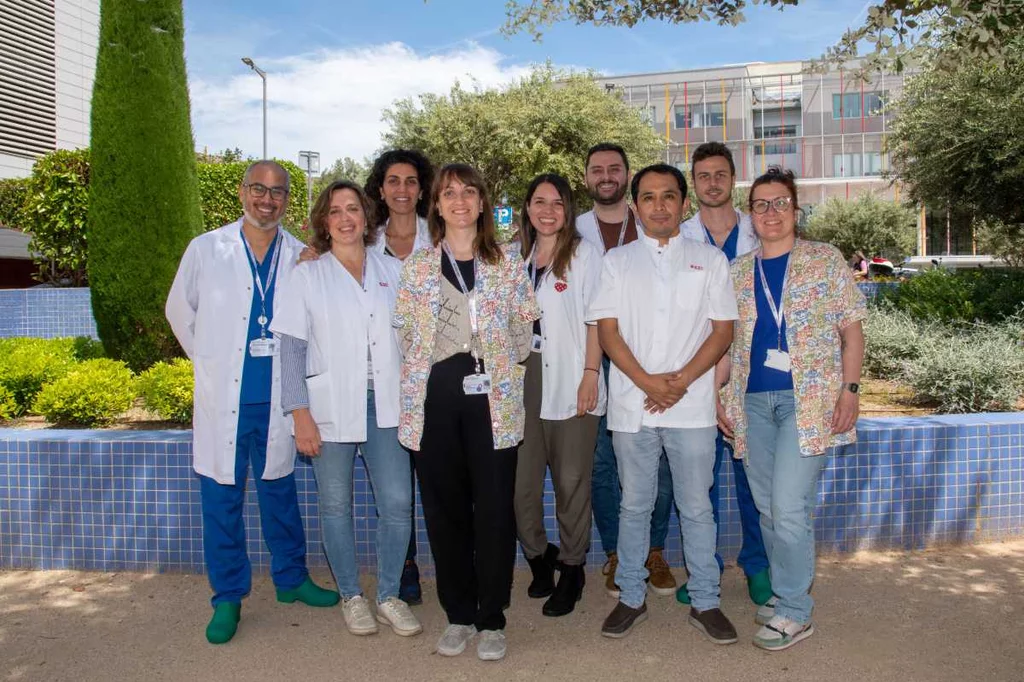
0 0 99 180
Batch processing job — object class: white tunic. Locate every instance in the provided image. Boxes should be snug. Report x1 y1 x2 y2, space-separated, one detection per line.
165 220 305 485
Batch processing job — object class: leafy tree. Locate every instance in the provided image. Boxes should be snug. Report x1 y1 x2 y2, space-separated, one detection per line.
0 177 29 229
315 156 371 195
504 1 1024 75
382 65 662 209
975 219 1024 268
20 150 90 285
803 195 918 263
88 0 202 370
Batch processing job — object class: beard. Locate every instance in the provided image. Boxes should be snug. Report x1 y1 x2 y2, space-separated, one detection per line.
243 209 281 231
587 181 628 206
698 192 733 210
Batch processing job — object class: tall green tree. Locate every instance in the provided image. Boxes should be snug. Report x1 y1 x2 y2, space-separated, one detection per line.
315 156 371 196
89 0 202 370
803 195 918 263
382 66 662 209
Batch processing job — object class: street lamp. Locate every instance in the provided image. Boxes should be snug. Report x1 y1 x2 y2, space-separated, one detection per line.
298 151 320 221
241 57 267 159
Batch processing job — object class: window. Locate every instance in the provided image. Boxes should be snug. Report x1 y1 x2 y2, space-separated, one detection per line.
832 152 884 177
754 125 798 140
754 142 798 156
832 91 886 119
674 102 724 129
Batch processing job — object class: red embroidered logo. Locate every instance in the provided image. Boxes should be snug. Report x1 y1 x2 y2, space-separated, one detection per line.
689 264 704 271
379 281 389 287
554 281 568 292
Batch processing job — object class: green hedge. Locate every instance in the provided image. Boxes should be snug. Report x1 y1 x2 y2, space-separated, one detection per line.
138 358 193 423
0 177 29 229
878 268 1024 324
32 358 137 426
0 338 81 415
0 385 16 421
197 159 309 240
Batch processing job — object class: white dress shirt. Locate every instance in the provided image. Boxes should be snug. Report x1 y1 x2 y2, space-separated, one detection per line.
586 230 738 433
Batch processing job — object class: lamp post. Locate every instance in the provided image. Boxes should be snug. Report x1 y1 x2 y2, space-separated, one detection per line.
298 151 320 221
241 57 267 159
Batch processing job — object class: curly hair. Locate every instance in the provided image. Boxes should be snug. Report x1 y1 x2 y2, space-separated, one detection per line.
308 180 377 254
748 166 801 213
363 149 434 226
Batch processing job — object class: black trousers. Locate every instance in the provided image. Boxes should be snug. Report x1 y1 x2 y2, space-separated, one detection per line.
414 353 518 632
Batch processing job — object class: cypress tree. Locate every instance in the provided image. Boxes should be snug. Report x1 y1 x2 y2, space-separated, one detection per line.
88 0 202 370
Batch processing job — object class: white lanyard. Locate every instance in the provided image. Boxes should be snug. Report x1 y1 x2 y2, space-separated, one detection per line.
241 229 282 338
525 242 550 288
442 241 484 373
615 206 632 248
756 252 791 350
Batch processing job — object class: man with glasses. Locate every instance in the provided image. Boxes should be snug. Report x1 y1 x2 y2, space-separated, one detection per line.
167 160 339 645
678 143 772 608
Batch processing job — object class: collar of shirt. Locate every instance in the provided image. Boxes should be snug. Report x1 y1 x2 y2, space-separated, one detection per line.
638 227 682 253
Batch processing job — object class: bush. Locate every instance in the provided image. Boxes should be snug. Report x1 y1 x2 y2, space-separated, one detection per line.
0 177 29 229
904 325 1024 413
32 358 136 426
138 358 193 423
880 268 1024 324
22 149 91 285
862 309 941 380
0 384 16 421
803 195 918 263
0 338 80 415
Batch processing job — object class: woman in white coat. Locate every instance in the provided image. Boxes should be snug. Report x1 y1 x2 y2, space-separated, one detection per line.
270 180 421 639
365 149 434 260
514 173 606 617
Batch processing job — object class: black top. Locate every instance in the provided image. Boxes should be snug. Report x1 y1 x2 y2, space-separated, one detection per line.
442 255 475 291
532 265 547 337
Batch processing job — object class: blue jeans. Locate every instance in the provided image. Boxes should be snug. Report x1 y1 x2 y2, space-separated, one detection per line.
311 391 412 602
742 390 828 624
612 425 719 610
710 432 769 576
592 357 674 555
200 401 308 606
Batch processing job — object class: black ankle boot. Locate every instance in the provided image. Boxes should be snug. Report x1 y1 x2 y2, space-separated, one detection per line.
543 562 585 617
525 543 559 598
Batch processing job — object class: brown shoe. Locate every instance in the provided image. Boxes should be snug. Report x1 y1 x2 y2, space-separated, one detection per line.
602 552 620 598
601 601 648 638
688 607 738 645
645 548 677 596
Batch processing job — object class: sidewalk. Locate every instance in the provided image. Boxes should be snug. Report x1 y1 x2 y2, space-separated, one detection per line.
2 540 1022 682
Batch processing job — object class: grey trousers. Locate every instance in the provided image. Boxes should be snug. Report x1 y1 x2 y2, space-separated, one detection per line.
514 352 600 565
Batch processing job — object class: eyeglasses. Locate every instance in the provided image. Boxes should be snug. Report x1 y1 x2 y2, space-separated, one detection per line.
751 196 793 214
244 183 289 201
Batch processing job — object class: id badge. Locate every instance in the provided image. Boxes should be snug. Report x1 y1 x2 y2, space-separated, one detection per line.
249 338 279 357
531 334 543 353
764 348 791 372
462 373 492 395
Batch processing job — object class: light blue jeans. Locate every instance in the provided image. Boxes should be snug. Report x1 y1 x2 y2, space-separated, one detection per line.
742 390 828 624
612 425 719 611
311 391 411 602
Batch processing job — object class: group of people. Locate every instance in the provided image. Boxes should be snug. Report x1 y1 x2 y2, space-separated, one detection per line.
165 139 866 661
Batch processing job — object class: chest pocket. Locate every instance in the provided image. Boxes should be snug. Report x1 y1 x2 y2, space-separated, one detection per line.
673 271 707 310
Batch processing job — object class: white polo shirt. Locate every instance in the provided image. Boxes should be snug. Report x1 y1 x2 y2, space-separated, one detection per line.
586 230 738 433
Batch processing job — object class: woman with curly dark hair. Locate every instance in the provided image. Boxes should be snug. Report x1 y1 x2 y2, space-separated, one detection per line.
364 149 435 261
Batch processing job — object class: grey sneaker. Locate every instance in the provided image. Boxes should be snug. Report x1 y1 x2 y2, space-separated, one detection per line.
753 615 815 651
436 624 477 656
755 596 778 626
376 596 422 637
341 595 378 636
477 629 507 661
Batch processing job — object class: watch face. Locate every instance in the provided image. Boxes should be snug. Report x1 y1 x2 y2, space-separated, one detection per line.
847 383 860 394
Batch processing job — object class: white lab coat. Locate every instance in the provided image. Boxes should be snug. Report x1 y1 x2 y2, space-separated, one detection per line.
680 210 759 259
269 249 403 442
165 220 304 485
370 216 432 259
531 239 607 420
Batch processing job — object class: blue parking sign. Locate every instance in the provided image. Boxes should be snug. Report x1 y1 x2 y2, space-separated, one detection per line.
494 205 513 229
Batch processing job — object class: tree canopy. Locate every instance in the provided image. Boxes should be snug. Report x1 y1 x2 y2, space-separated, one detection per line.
803 194 918 263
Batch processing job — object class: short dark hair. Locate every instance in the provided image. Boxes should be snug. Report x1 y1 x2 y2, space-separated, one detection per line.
630 163 688 203
748 166 800 213
364 149 434 224
585 143 629 172
691 142 735 176
309 180 377 253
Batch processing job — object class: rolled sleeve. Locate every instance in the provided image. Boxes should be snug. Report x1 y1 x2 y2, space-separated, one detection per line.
268 267 310 342
586 253 620 323
706 249 739 321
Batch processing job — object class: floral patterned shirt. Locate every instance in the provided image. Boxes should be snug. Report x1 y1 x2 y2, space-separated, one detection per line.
723 239 867 457
393 243 540 451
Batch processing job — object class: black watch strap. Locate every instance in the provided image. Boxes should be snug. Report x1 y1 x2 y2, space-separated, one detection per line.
843 382 860 394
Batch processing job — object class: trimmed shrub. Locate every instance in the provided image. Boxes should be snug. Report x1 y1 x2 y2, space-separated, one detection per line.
877 269 975 324
197 159 309 240
22 149 91 285
138 358 193 423
88 0 202 371
32 359 136 426
0 338 79 415
0 384 16 421
0 177 29 229
71 336 106 361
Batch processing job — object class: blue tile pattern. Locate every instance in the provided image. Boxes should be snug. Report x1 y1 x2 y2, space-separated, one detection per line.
2 414 1022 576
0 288 99 339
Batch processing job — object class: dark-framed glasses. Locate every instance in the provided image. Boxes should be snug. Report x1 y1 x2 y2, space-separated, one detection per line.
751 196 793 214
245 183 289 201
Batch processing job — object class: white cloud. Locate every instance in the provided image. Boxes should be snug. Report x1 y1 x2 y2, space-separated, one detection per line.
189 42 534 167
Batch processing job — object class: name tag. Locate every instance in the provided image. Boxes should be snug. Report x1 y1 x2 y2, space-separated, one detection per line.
764 348 791 372
249 338 279 357
463 373 492 395
531 334 543 353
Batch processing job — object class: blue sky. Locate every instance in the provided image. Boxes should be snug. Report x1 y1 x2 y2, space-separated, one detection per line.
183 0 871 165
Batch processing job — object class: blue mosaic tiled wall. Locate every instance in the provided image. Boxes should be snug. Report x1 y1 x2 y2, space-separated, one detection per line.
2 413 1022 575
0 288 98 340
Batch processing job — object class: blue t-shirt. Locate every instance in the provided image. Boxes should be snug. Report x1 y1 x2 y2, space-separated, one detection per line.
746 252 794 394
239 234 280 405
705 225 740 263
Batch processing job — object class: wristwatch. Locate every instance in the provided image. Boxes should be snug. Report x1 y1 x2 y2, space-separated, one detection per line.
842 382 860 394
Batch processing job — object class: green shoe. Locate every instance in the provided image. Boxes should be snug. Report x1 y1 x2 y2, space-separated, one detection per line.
747 569 773 606
206 602 241 644
276 577 340 607
675 582 691 605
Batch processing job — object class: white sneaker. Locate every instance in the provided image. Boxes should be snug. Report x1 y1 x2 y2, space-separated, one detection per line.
436 624 477 656
753 615 814 651
755 596 778 625
376 597 422 637
341 595 379 636
477 629 507 661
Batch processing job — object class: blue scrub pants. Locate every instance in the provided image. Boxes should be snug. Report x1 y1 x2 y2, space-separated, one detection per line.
200 402 309 606
710 430 769 576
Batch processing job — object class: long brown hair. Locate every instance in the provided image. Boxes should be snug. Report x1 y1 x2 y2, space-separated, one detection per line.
519 173 580 281
309 180 377 254
428 164 502 265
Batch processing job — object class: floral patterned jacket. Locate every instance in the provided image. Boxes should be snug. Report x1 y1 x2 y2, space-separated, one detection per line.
723 239 867 458
393 243 540 451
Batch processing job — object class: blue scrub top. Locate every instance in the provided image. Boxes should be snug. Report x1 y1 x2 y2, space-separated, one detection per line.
705 225 740 263
746 252 794 394
239 234 280 405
